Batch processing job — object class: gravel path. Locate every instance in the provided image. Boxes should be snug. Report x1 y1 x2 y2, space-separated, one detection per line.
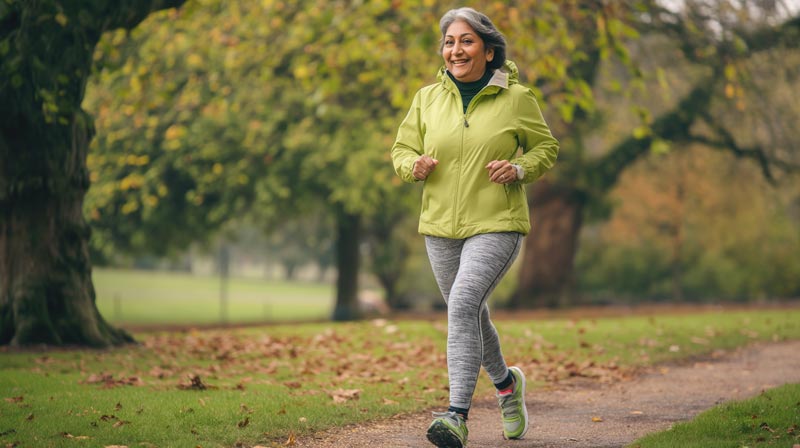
297 340 800 448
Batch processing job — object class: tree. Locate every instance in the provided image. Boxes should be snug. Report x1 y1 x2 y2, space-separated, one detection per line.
0 1 186 347
511 0 800 307
84 0 593 318
84 0 444 320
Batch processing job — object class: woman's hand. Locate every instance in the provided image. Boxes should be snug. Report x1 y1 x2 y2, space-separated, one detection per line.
486 160 517 184
413 155 439 181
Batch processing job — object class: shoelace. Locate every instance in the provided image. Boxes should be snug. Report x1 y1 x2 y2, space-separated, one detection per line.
431 410 460 422
498 393 519 416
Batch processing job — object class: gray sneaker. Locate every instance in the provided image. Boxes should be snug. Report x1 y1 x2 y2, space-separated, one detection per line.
426 411 468 447
497 366 529 439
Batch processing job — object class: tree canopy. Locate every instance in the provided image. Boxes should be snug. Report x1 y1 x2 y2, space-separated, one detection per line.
83 0 800 311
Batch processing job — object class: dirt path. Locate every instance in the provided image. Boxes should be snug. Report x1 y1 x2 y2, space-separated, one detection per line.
297 340 800 448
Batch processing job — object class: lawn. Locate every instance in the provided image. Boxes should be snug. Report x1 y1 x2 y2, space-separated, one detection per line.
1 308 799 447
629 383 800 447
92 268 333 325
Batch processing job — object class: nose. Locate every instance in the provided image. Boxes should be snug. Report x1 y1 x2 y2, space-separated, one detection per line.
452 41 463 55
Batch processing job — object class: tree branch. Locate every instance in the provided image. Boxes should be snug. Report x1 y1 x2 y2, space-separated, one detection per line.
588 78 716 193
690 114 799 183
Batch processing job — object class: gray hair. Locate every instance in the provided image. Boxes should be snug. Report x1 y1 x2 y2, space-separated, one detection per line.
439 7 507 70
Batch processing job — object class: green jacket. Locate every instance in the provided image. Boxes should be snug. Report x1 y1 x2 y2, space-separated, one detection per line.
391 60 559 238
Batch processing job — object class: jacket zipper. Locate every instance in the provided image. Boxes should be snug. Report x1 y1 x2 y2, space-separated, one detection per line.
453 83 495 236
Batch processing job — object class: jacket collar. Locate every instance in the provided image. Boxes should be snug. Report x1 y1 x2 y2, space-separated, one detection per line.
438 60 518 93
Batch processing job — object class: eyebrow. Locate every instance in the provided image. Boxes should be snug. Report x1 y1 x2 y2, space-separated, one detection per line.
445 33 476 39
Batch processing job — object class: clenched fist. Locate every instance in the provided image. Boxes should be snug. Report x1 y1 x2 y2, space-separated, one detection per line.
413 155 439 181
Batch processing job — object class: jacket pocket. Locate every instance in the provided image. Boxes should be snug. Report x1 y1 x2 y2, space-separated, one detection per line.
470 183 513 223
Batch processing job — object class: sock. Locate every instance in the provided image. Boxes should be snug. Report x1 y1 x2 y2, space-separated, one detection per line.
448 405 469 420
495 370 514 394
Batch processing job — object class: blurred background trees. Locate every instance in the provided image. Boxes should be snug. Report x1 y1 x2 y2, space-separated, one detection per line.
84 0 799 310
3 0 798 345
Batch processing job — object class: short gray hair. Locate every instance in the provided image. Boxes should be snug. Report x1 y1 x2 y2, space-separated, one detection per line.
439 7 507 70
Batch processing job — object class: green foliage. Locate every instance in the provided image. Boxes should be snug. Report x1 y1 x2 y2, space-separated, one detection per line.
577 147 800 303
83 0 644 256
630 384 800 448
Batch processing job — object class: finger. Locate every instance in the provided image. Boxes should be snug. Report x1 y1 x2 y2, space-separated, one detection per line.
489 165 506 180
418 156 436 170
489 161 509 176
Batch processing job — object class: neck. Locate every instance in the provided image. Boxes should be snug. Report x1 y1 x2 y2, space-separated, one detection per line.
448 69 494 113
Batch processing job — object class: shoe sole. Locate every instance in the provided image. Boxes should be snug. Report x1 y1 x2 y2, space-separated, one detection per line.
426 421 465 448
508 366 529 439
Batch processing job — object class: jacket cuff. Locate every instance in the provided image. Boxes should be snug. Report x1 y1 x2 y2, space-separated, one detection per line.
512 164 524 180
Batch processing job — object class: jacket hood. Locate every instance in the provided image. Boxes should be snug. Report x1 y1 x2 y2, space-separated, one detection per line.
438 60 520 88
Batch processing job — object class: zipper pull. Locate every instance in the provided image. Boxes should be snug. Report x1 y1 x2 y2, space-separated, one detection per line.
464 117 469 127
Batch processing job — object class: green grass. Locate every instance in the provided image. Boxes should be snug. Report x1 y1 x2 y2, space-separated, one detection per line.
629 384 800 448
1 308 799 447
93 268 333 324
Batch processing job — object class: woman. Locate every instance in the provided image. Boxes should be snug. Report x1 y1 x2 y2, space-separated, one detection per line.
391 7 559 448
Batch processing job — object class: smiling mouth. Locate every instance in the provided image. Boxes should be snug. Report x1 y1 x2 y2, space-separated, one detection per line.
451 59 469 66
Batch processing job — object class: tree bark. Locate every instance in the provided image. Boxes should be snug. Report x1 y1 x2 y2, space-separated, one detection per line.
366 211 411 311
510 180 585 308
332 210 361 321
0 0 185 347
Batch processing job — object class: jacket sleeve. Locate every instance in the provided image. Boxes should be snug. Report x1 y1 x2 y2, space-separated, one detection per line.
391 90 424 183
510 88 559 184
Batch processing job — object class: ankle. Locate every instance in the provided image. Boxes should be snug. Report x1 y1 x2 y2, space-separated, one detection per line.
448 406 469 420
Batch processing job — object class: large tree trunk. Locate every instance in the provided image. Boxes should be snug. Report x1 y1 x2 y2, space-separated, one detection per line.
366 211 411 311
510 180 585 308
0 1 185 347
332 210 361 321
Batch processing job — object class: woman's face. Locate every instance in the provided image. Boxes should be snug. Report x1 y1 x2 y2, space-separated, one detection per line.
442 20 494 82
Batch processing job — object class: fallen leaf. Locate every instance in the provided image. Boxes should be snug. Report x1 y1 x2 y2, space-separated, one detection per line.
237 417 249 428
629 411 644 415
104 445 128 448
591 416 604 422
298 417 307 423
62 433 91 440
285 432 296 446
329 388 361 404
112 421 129 428
25 414 34 421
4 397 23 403
178 375 213 390
382 397 398 405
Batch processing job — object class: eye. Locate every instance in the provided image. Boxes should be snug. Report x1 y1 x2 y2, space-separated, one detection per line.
463 39 473 44
444 40 454 47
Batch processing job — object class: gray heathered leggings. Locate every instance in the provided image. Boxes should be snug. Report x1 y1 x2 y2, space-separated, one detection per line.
425 232 523 411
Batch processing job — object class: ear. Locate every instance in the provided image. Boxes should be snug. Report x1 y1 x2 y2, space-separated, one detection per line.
486 47 494 62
